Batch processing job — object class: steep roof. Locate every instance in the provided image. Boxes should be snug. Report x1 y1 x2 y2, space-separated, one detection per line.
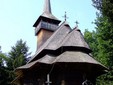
17 51 107 71
15 21 107 78
60 28 91 50
44 22 71 50
13 1 108 84
41 0 59 21
43 0 51 14
45 27 91 50
29 21 92 63
29 21 71 62
33 0 61 27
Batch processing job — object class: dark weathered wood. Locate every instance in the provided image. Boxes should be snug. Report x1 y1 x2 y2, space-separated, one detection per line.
35 21 58 35
13 0 107 85
14 21 107 85
37 29 53 49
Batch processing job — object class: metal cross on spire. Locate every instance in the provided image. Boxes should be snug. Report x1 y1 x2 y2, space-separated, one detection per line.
62 11 68 21
75 20 79 27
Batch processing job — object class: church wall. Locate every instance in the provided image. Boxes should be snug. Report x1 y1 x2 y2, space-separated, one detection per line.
20 65 97 85
37 29 53 49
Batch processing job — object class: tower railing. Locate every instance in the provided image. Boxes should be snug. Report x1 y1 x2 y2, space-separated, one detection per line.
35 21 58 35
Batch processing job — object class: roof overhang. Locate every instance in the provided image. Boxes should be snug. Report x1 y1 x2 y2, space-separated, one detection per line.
33 15 61 27
16 51 108 73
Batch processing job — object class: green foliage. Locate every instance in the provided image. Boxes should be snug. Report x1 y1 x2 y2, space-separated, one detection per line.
84 17 113 84
84 0 113 84
92 0 113 23
0 39 31 85
92 0 113 68
0 67 10 85
0 47 10 85
84 29 98 58
95 15 113 85
6 39 31 84
96 70 113 85
7 39 31 70
95 16 113 67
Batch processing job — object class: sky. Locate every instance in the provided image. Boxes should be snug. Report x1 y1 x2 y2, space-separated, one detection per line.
0 0 97 55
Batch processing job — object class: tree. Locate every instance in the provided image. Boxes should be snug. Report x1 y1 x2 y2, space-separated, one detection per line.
84 29 98 58
92 0 113 68
6 39 31 84
95 15 113 85
0 40 31 85
7 39 31 70
0 46 2 66
92 0 113 23
0 47 10 85
84 17 113 85
95 16 113 67
84 0 113 84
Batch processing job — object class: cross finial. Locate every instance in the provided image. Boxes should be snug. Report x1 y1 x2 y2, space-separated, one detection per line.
75 20 79 27
46 74 52 85
63 11 68 21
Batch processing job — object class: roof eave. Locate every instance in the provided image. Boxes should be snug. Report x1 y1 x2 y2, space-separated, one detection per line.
33 15 61 27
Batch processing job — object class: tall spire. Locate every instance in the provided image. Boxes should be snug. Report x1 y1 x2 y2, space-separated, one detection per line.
33 0 61 27
43 0 51 14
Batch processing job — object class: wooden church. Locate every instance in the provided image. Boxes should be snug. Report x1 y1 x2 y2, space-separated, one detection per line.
13 0 107 85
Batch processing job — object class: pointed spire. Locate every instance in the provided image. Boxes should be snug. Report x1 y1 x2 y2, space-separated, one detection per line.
33 0 61 27
43 0 51 14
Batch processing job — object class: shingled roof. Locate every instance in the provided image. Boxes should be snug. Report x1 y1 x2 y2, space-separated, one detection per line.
16 21 107 73
29 21 92 63
13 1 108 84
60 28 90 49
41 0 59 21
17 51 107 70
33 0 61 27
29 21 71 62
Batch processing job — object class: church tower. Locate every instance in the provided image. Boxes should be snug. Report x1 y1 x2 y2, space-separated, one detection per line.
33 0 61 49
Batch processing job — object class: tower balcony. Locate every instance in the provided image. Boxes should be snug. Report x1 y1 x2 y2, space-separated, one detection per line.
35 21 58 35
